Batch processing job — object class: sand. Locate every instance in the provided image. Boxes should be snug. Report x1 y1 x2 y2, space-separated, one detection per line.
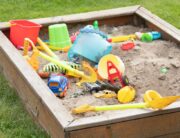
37 25 180 118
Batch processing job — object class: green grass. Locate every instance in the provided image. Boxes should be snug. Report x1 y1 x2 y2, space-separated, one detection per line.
0 73 50 138
0 0 179 137
0 0 180 28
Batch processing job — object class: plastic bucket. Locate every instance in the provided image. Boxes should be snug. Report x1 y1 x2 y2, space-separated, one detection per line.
49 24 71 50
10 20 42 48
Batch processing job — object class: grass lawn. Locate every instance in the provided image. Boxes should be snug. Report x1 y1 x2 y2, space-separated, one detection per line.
0 0 179 137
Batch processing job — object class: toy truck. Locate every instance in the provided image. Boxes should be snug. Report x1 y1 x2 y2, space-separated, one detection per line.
48 75 69 97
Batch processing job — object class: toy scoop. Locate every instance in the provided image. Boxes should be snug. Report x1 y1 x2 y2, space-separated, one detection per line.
144 90 180 109
72 91 180 114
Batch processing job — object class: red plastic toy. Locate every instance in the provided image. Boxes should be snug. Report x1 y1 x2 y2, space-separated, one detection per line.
70 31 79 43
107 61 125 87
10 20 41 48
121 42 135 51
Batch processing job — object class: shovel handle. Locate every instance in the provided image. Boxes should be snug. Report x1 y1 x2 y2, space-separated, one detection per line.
95 103 147 111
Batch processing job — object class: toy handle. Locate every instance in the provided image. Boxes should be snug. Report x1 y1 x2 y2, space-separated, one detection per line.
95 103 147 111
8 21 17 27
37 37 58 59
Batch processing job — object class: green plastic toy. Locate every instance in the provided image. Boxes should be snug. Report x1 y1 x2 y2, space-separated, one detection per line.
49 24 71 51
93 20 99 30
160 67 168 74
141 33 153 42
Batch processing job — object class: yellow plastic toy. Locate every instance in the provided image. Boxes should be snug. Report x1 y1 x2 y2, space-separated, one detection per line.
49 45 71 52
117 86 136 103
144 90 180 109
23 38 30 56
37 37 58 59
26 49 39 71
93 86 135 102
23 37 58 59
110 34 136 43
147 96 180 109
98 54 125 80
39 52 97 86
93 90 117 98
143 90 162 103
72 91 180 114
72 103 146 114
23 38 39 71
23 38 97 86
36 45 70 52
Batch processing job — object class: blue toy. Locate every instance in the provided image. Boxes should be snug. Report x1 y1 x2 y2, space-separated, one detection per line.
151 31 161 40
48 75 69 97
68 25 112 63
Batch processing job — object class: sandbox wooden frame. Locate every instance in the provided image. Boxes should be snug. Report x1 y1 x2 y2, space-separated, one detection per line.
0 5 180 138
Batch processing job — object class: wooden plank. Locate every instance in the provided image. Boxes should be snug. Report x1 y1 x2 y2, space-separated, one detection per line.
0 31 74 138
155 132 180 138
0 5 140 30
68 111 180 138
135 7 180 44
66 15 135 27
66 101 180 131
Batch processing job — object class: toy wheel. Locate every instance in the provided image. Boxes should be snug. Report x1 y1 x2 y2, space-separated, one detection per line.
54 93 59 97
63 91 67 97
59 92 64 98
122 75 129 86
67 83 70 89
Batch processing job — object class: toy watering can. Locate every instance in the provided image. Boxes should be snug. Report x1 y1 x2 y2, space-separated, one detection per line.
68 25 112 63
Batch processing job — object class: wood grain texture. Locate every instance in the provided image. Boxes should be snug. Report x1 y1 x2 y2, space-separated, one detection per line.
66 101 180 131
155 132 180 138
68 112 180 138
0 5 140 30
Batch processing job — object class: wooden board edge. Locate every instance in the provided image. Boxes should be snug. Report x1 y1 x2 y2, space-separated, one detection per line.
135 7 180 43
66 101 180 131
0 31 74 137
155 131 180 138
67 111 180 138
0 5 140 30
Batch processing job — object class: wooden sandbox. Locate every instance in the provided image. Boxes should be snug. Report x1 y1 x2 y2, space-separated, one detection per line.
0 5 180 138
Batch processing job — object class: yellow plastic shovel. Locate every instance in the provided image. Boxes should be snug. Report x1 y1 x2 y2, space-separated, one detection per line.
144 90 180 109
72 91 180 114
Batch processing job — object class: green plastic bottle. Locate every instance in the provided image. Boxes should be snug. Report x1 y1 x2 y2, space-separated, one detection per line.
49 24 71 50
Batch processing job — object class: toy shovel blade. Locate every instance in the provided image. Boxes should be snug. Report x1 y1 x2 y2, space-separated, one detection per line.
76 61 97 86
72 104 95 114
147 96 180 109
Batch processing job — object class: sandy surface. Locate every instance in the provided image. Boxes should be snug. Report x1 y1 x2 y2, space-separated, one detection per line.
37 25 180 118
